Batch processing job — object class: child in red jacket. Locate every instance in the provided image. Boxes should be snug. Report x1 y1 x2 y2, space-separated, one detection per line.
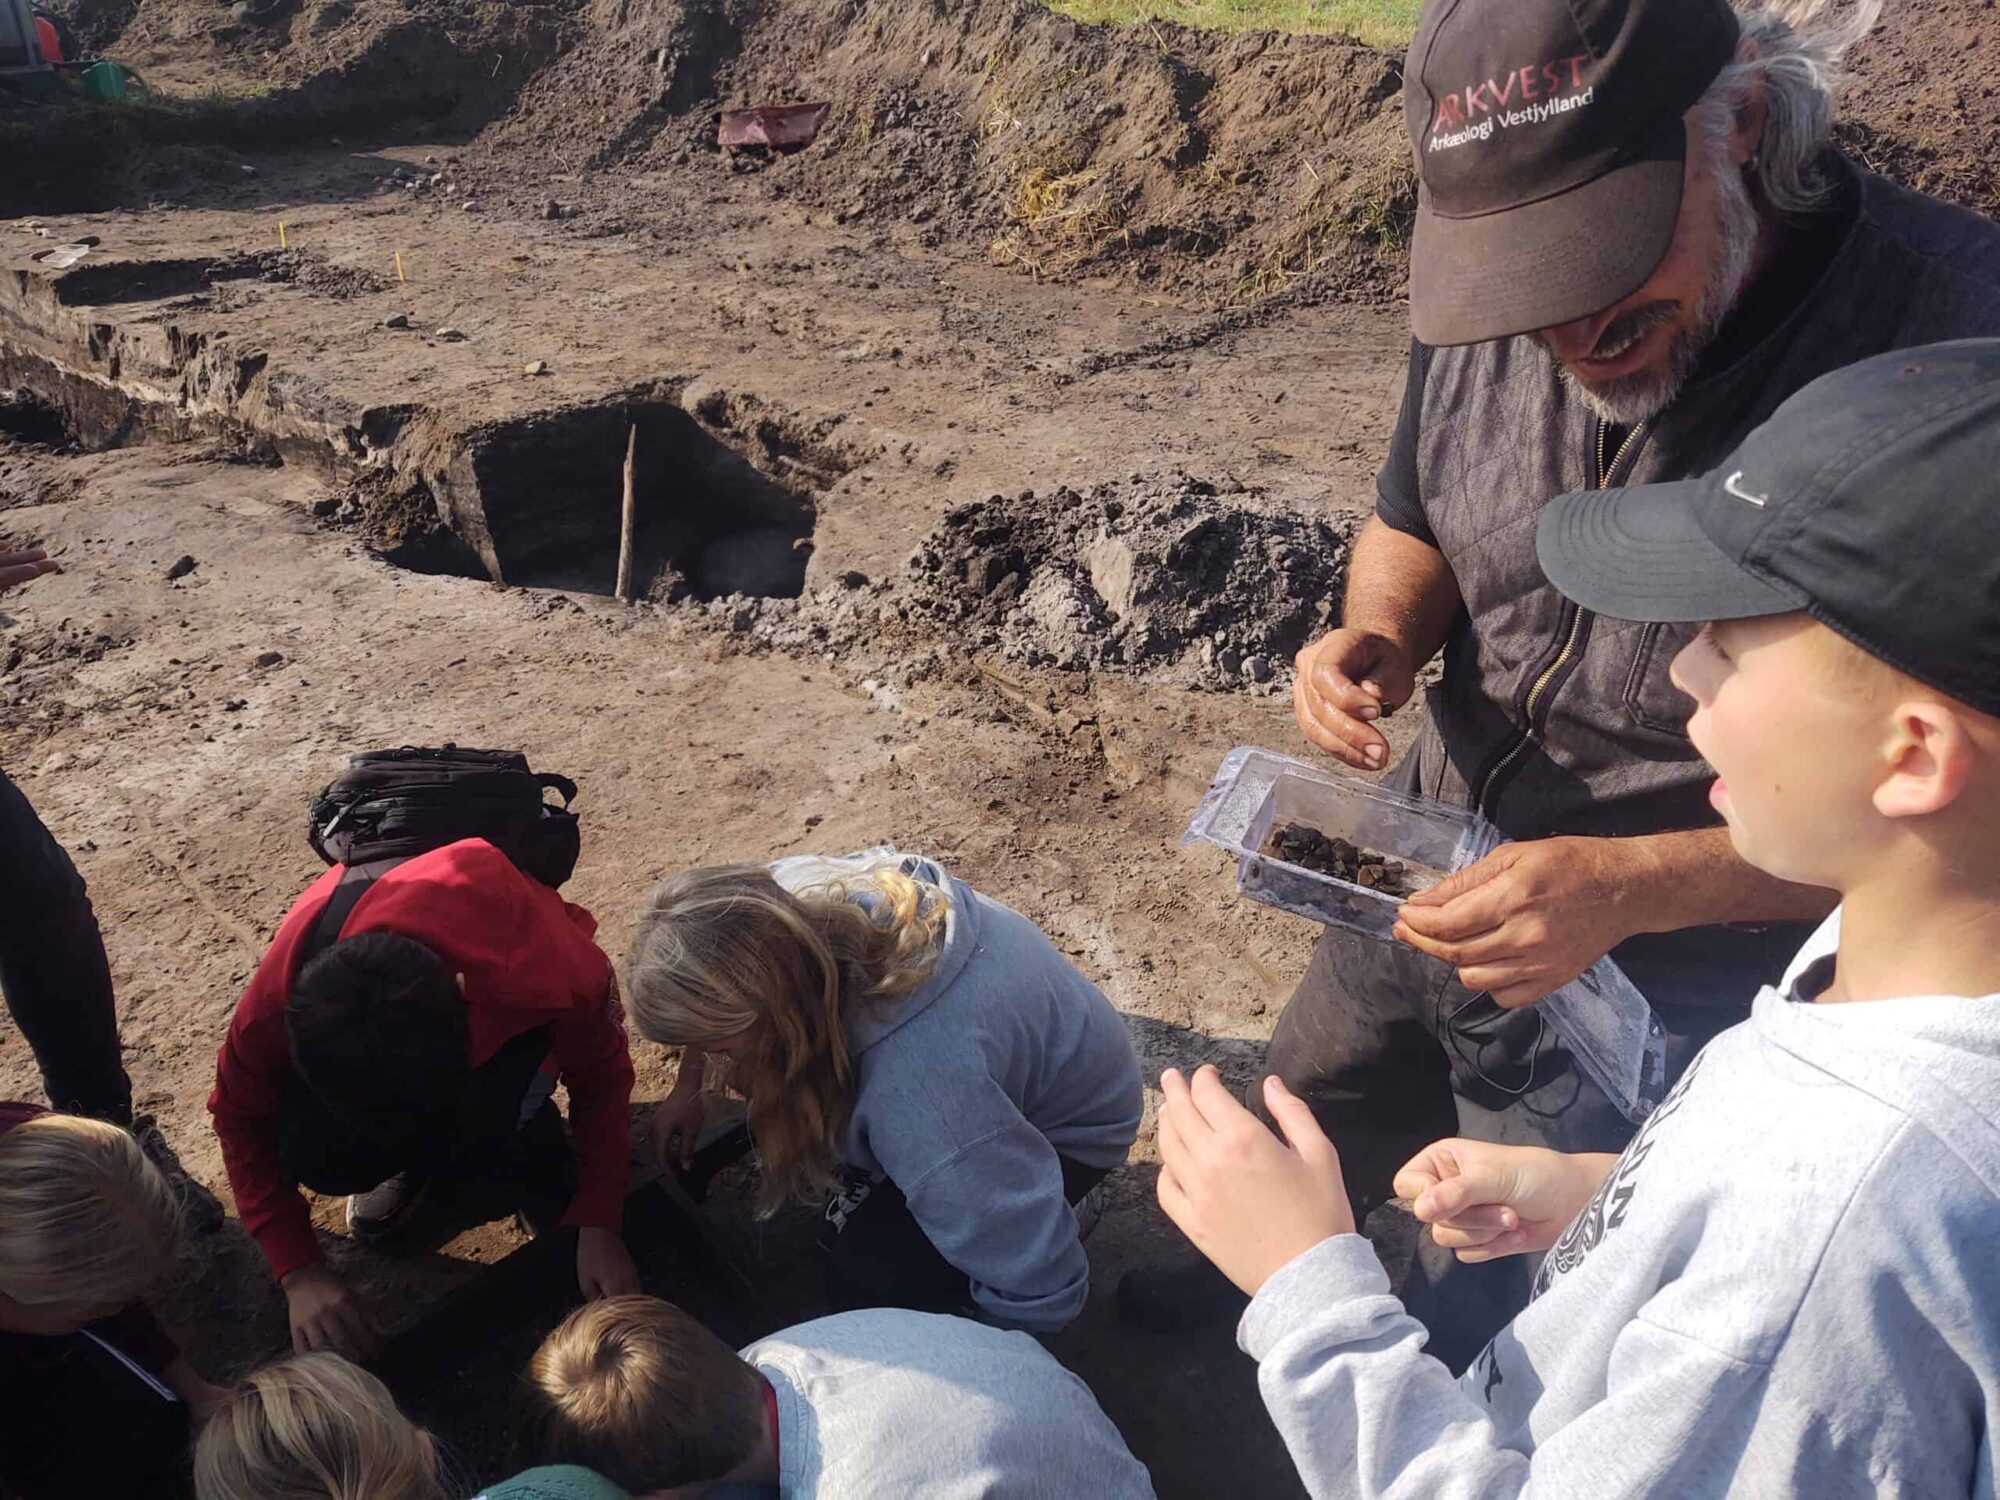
210 838 639 1360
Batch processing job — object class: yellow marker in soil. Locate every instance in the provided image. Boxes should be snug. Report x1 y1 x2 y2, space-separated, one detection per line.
278 221 288 250
395 251 407 283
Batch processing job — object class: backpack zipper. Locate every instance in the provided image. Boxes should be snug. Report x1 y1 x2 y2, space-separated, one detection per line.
1473 419 1649 815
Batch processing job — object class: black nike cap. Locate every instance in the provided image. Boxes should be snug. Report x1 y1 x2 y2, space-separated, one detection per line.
1403 0 1741 346
1537 338 2000 718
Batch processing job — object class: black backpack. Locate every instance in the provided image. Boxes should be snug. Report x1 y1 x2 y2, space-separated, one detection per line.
306 746 581 893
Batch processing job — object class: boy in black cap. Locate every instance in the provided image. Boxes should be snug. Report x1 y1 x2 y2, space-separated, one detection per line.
1152 340 2000 1495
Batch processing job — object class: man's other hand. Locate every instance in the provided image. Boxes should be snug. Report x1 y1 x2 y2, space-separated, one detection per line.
1293 629 1416 770
1156 1068 1356 1297
1394 836 1640 1007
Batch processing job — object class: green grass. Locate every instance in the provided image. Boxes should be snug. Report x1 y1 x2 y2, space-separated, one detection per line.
1046 0 1421 48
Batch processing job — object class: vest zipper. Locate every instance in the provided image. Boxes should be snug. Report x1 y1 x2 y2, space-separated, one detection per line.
1473 419 1649 815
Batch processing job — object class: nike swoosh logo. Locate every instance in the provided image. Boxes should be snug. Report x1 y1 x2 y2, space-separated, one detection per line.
1723 471 1768 507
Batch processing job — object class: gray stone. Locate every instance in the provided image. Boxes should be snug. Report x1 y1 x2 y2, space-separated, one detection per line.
1084 534 1137 620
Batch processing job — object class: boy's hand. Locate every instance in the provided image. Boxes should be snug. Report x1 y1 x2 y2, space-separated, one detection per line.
1156 1068 1356 1297
1393 837 1639 1007
281 1262 382 1359
1394 1140 1619 1262
0 545 58 594
577 1226 641 1300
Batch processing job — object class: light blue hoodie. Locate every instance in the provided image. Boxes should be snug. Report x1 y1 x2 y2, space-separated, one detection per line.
741 1309 1157 1498
1239 912 2000 1497
770 850 1142 1332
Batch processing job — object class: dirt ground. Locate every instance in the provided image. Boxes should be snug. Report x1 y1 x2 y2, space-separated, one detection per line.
3 0 1996 1492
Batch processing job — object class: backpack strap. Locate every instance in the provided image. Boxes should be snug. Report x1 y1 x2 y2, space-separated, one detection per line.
298 858 407 968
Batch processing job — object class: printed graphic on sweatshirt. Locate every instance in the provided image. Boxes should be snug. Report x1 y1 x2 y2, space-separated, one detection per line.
1531 1051 1707 1298
822 1167 883 1234
1429 54 1596 154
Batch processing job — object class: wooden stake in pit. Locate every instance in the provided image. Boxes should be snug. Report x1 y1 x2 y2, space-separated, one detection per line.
615 422 638 602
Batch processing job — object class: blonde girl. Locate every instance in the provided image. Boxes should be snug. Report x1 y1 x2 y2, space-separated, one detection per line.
0 1104 221 1498
629 849 1142 1333
194 1351 445 1500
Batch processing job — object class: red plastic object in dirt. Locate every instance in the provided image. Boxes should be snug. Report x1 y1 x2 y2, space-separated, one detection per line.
717 102 831 151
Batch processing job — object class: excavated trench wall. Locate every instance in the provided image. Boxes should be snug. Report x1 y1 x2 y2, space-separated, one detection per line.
0 257 848 596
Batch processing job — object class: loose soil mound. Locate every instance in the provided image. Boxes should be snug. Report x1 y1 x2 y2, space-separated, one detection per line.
743 473 1358 687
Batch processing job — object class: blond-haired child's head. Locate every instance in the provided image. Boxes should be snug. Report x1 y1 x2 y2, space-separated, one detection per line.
1672 613 2000 891
193 1352 443 1500
0 1112 181 1333
513 1295 768 1494
625 860 947 1210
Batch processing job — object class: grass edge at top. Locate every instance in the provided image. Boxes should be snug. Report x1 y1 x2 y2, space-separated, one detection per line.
1042 0 1420 50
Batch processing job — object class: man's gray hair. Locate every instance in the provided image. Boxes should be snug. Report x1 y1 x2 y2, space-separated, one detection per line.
1695 0 1886 215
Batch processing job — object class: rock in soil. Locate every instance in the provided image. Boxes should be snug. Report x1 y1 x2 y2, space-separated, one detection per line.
1264 822 1422 897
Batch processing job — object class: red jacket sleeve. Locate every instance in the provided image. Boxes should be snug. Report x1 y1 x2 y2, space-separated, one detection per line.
208 868 342 1283
550 965 636 1232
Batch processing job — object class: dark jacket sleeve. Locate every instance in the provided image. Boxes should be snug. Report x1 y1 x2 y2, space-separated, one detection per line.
1374 340 1437 546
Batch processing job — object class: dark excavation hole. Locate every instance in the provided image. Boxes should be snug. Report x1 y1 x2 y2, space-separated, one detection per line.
48 256 262 308
0 389 77 451
377 524 488 580
468 402 823 599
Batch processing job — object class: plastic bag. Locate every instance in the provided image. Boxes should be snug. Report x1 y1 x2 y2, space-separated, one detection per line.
1185 746 1667 1121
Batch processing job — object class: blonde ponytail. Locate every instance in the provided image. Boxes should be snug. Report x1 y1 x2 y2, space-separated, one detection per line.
0 1112 181 1316
625 858 949 1212
193 1353 444 1500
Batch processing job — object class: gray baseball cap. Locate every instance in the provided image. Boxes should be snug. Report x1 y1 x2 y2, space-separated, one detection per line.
1403 0 1741 346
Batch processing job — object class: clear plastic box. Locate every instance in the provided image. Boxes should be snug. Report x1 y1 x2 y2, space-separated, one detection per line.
1185 746 1668 1122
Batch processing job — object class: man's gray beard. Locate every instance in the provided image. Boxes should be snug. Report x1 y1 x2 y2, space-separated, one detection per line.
1555 163 1764 427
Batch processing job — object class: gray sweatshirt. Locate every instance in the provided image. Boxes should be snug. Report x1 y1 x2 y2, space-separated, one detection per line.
1241 913 2000 1497
770 851 1143 1332
741 1308 1156 1498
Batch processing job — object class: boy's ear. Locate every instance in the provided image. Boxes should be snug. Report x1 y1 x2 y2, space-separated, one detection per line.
1874 700 1976 820
455 972 468 995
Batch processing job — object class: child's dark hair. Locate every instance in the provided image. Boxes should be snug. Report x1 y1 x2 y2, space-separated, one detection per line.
285 933 468 1142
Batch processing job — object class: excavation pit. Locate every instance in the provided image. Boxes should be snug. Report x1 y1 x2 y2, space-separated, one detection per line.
0 390 76 452
439 403 826 600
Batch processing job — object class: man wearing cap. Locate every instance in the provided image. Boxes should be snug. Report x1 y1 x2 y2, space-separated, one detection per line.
1122 0 2000 1358
1150 339 2000 1497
